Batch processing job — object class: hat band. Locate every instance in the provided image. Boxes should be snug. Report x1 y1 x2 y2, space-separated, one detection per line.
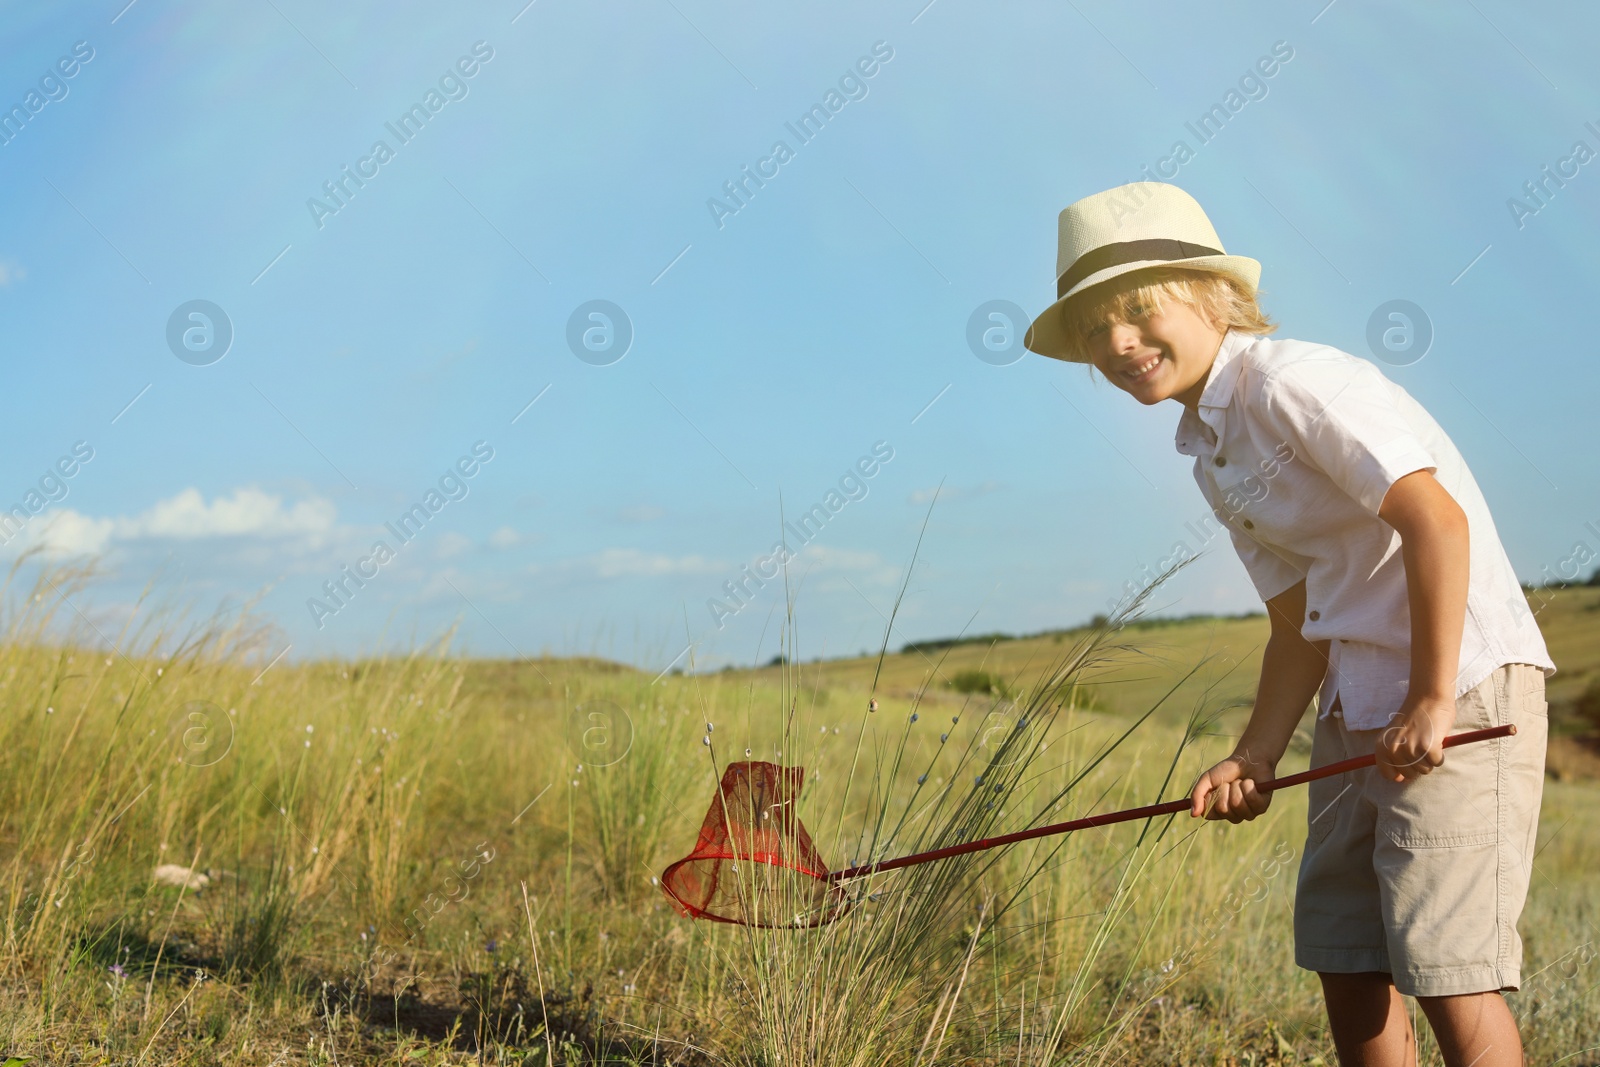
1056 238 1223 300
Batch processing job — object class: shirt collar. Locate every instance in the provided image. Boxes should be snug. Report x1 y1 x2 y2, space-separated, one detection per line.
1175 329 1252 456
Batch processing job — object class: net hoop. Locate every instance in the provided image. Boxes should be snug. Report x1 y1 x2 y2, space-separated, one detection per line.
658 761 852 928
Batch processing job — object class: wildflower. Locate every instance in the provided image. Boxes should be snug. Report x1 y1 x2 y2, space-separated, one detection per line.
486 938 498 953
109 963 126 979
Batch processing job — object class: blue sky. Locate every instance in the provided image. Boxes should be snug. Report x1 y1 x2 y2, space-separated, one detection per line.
1 0 1595 672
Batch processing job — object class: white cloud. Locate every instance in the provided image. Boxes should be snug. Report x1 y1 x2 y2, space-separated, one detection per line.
2 486 337 559
908 481 1001 505
0 260 25 286
795 546 887 571
617 504 666 523
585 548 724 578
18 511 116 556
488 526 521 549
117 487 335 540
436 531 473 559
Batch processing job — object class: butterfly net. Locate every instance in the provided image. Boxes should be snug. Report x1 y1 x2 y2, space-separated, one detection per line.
660 761 851 928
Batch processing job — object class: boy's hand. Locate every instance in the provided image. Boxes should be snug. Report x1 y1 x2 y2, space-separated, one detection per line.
1190 753 1277 822
1375 694 1455 782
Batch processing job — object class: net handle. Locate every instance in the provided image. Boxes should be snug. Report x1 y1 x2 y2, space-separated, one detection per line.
827 723 1516 884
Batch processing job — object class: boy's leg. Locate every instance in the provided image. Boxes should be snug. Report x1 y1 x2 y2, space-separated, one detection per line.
1319 972 1416 1066
1370 663 1547 1064
1416 992 1522 1067
1296 702 1402 1054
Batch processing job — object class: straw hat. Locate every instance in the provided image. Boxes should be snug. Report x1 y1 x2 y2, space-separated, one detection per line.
1023 182 1260 362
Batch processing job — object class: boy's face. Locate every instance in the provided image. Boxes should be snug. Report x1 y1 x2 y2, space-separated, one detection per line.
1082 294 1227 409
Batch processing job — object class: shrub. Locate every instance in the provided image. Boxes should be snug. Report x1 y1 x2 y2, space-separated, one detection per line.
947 669 1011 698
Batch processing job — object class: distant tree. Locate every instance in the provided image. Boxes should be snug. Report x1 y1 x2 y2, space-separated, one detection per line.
1574 679 1600 735
948 669 1011 698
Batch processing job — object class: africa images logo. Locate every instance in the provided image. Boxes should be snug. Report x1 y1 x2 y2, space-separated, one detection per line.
706 41 895 230
305 42 495 229
307 441 495 629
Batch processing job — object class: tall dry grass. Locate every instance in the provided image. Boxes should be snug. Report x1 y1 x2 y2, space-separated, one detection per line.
0 557 1593 1065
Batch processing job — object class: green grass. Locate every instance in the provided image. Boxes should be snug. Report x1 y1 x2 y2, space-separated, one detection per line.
1 564 1596 1064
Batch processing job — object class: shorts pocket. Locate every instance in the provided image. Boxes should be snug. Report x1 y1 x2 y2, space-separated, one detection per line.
1376 727 1501 849
1306 773 1347 845
1519 665 1548 717
1452 674 1495 732
1381 820 1496 850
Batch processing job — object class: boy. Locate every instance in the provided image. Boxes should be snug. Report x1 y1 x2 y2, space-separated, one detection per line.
1023 182 1553 1067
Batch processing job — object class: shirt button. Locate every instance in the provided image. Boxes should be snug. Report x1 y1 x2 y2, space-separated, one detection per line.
1214 456 1227 467
1242 520 1254 529
1308 610 1321 621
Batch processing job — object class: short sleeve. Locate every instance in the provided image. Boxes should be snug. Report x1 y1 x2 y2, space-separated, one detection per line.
1226 524 1305 602
1258 353 1438 515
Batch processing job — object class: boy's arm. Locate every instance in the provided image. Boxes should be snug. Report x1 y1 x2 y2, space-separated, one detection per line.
1374 469 1471 782
1189 579 1329 821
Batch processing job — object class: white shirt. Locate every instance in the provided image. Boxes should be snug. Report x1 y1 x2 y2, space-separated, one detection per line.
1174 329 1554 730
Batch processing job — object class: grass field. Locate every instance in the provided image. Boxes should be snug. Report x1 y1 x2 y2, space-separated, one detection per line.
2 564 1597 1065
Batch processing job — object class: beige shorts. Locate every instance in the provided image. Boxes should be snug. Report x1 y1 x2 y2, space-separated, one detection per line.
1293 662 1548 997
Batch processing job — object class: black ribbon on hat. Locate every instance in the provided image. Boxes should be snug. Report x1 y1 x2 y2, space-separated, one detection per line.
1056 238 1223 300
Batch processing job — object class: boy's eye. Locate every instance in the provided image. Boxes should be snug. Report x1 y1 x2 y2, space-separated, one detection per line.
1086 323 1107 339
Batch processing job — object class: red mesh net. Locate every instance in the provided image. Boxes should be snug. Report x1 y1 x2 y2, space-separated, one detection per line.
660 761 850 928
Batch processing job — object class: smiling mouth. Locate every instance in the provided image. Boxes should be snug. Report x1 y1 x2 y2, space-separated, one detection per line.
1119 354 1162 385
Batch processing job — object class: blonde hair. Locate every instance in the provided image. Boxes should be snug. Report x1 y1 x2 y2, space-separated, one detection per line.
1057 267 1275 364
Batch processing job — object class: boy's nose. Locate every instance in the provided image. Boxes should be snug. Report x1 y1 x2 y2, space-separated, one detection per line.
1107 321 1142 354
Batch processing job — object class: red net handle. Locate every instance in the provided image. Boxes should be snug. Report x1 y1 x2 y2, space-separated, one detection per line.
828 723 1517 884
